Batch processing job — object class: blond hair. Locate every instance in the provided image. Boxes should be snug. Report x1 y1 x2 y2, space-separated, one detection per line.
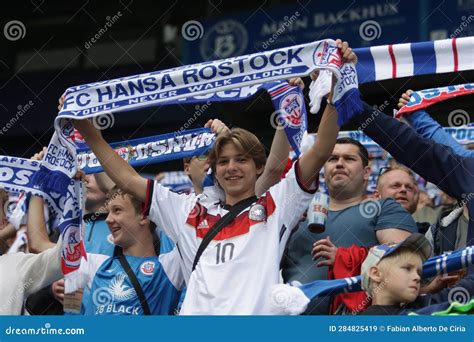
376 165 418 191
366 247 423 296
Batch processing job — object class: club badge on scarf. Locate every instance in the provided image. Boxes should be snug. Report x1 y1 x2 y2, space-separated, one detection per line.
396 83 474 118
267 82 308 154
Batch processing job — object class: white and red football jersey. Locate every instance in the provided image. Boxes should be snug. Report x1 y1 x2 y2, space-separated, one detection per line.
145 162 316 315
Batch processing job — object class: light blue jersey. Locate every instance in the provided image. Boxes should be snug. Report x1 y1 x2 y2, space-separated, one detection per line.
79 248 183 315
83 214 115 255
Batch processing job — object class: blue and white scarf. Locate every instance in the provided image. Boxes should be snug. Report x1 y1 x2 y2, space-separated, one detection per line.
24 39 360 291
59 39 361 128
0 156 85 278
77 128 215 174
355 36 474 84
75 80 309 173
396 82 474 117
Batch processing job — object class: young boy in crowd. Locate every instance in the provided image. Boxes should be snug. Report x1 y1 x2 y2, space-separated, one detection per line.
360 234 474 315
75 186 184 315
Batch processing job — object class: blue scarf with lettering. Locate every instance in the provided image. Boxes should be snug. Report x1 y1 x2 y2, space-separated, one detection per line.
75 81 309 174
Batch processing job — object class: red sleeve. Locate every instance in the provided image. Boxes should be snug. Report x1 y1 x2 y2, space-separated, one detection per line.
294 160 318 194
329 245 370 314
141 179 154 216
281 158 293 179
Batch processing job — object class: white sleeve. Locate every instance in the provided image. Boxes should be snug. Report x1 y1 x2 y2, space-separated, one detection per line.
159 248 184 290
268 161 317 244
20 241 62 297
144 179 197 243
68 252 108 292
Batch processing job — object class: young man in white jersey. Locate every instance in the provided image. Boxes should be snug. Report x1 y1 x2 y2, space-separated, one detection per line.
74 39 354 314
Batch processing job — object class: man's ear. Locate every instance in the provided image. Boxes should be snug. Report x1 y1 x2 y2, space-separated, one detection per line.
184 162 191 175
139 214 149 226
373 189 381 199
363 165 371 182
256 164 265 177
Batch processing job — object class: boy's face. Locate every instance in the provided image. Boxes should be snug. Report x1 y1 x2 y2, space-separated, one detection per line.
105 194 144 248
214 143 263 202
84 175 107 209
380 252 423 304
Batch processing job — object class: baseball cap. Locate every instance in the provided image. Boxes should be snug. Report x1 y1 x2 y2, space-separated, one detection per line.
360 233 432 292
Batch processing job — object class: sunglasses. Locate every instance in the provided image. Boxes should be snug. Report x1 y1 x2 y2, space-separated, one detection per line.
194 151 209 161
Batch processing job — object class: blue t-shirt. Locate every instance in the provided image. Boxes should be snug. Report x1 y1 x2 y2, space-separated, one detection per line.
281 198 418 314
80 249 183 315
76 215 181 315
83 215 115 256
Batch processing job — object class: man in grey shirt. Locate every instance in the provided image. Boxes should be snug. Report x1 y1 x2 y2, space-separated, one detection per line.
281 138 418 314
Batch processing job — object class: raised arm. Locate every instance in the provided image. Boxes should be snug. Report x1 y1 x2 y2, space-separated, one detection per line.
26 148 55 253
298 96 339 187
27 196 55 253
255 78 305 196
73 119 148 202
255 127 290 196
353 101 474 200
399 90 474 158
298 39 357 187
94 172 115 195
